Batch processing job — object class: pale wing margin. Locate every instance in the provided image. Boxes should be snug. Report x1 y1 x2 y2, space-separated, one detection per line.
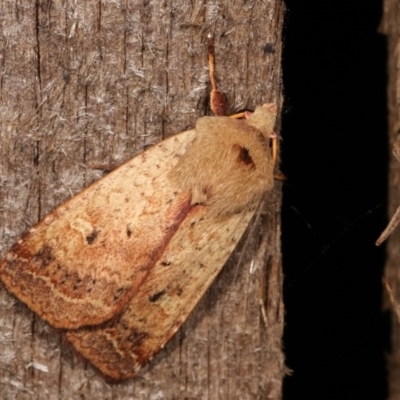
0 130 196 330
66 204 255 381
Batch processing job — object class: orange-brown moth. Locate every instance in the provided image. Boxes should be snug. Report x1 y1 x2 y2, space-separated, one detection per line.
0 37 278 381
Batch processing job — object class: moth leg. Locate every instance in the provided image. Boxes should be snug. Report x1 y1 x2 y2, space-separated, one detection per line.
208 35 283 180
207 34 227 116
271 136 286 181
89 164 118 173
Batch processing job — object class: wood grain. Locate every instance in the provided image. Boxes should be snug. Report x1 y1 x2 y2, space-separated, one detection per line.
0 0 285 398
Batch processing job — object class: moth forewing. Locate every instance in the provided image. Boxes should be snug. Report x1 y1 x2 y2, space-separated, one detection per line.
0 130 197 330
66 205 255 381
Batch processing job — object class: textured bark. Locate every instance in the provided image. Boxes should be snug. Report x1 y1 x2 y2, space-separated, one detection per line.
381 0 400 398
0 1 285 399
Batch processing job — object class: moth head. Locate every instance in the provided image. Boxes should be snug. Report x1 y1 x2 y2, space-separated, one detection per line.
245 103 277 139
169 106 277 217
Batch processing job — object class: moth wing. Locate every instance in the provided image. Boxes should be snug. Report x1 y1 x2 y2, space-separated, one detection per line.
66 204 256 381
0 130 197 330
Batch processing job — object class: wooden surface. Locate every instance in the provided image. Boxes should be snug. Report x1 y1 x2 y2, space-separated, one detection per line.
381 1 400 398
0 1 285 398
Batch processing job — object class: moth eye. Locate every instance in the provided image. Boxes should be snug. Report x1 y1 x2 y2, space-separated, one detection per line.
232 144 255 168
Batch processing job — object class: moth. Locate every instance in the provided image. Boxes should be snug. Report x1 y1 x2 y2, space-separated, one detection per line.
0 37 278 381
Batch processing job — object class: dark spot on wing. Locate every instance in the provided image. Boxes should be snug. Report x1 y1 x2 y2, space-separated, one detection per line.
160 260 171 266
34 245 54 268
86 229 99 244
149 290 166 303
127 330 149 348
113 287 124 301
73 278 82 290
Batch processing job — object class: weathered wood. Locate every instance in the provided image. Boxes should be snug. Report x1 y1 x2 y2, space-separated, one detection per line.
0 1 285 398
381 1 400 398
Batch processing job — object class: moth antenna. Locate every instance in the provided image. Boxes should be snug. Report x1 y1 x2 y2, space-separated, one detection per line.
207 34 227 116
229 112 247 119
272 134 278 169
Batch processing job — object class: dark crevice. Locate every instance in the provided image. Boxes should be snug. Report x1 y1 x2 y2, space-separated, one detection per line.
282 1 388 399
